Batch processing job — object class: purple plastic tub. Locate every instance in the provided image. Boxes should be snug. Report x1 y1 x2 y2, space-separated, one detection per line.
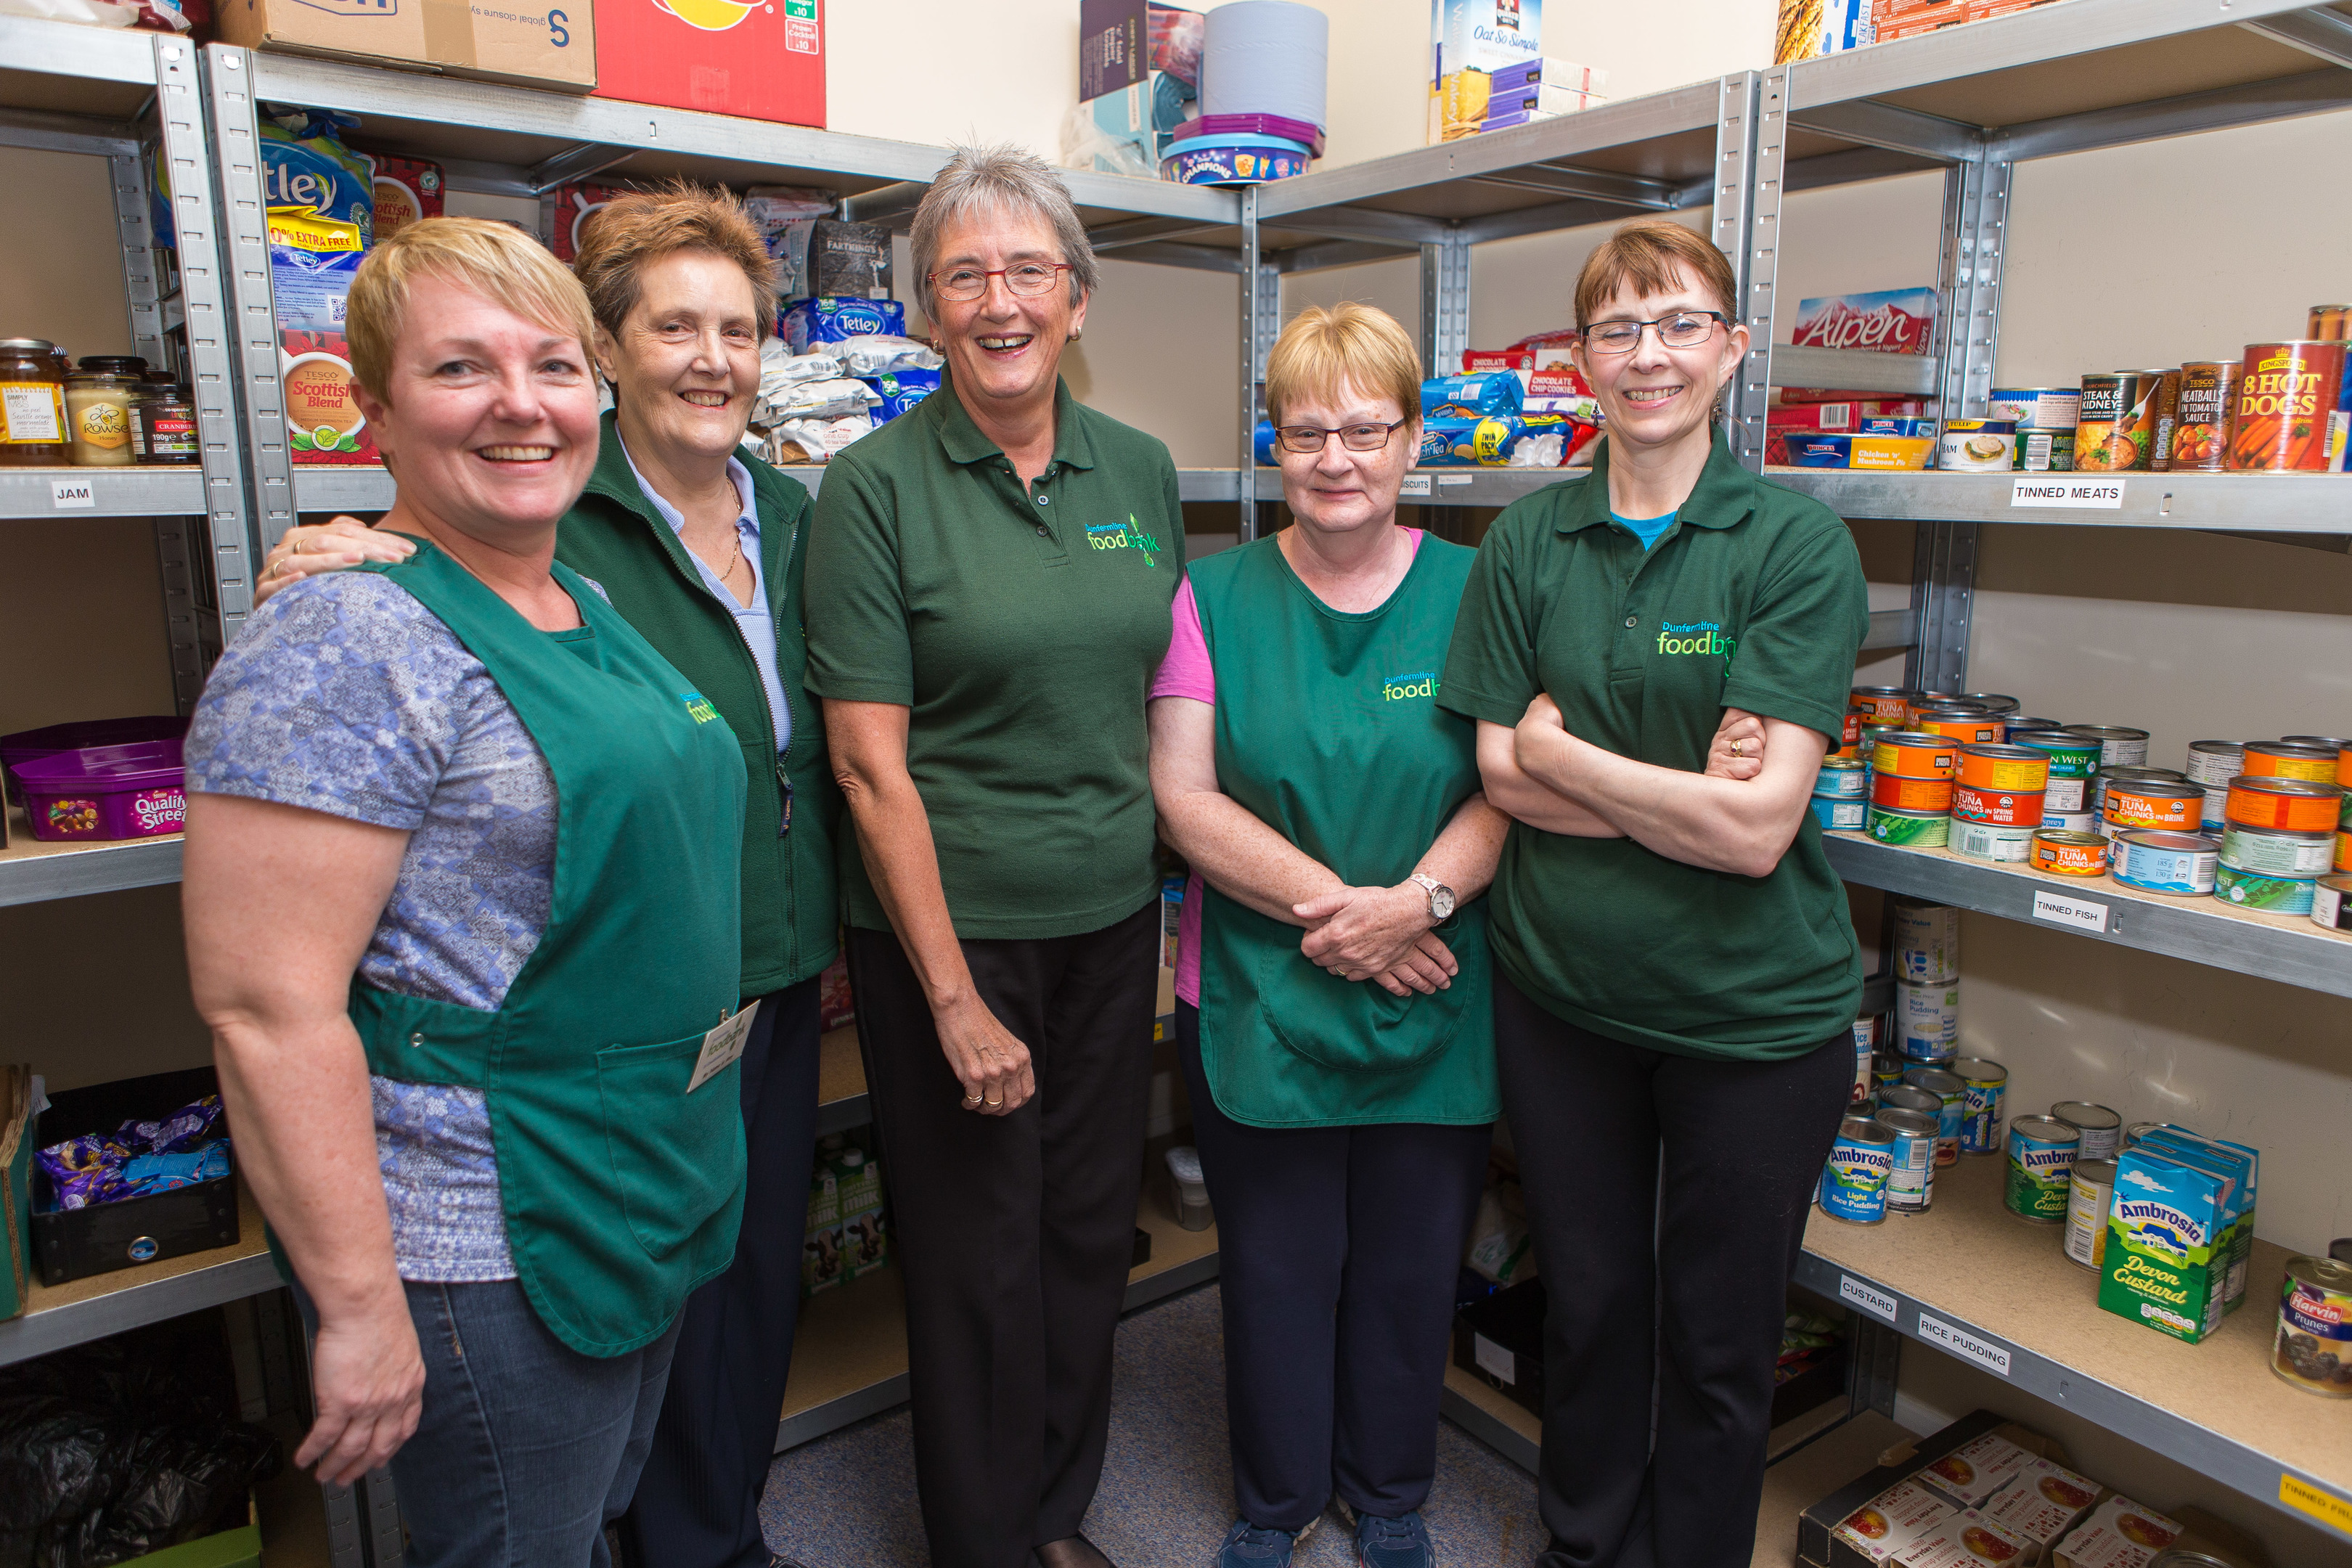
1169 112 1326 158
15 741 186 841
1 715 187 804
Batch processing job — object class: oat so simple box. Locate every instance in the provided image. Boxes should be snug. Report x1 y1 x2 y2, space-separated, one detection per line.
214 0 595 91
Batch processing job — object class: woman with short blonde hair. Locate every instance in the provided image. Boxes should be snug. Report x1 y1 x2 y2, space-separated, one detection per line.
187 215 751 1566
1149 301 1509 1568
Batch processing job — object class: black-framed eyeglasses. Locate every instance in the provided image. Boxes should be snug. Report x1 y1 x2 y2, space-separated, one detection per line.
1581 310 1731 354
1273 418 1410 454
927 262 1071 302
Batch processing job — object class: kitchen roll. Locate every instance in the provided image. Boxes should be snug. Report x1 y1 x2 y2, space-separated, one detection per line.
1201 0 1329 130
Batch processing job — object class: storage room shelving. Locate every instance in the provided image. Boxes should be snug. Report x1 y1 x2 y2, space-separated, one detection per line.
1211 0 2352 1548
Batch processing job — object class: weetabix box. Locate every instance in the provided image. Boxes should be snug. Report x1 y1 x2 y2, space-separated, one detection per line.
593 0 822 125
214 0 595 91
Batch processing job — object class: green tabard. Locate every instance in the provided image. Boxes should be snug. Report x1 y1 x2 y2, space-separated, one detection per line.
348 542 750 1358
1192 534 1497 1129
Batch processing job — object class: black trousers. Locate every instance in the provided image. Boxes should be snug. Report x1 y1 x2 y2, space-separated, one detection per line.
616 979 822 1568
1495 974 1851 1568
847 902 1159 1568
1177 1003 1491 1535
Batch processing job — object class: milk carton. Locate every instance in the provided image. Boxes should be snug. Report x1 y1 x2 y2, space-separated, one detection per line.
801 1156 844 1297
2098 1148 2228 1343
828 1135 890 1281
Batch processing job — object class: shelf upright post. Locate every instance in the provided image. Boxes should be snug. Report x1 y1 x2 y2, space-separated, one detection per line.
1416 229 1471 537
151 37 261 671
1238 184 1270 542
1717 70 1787 475
202 44 301 558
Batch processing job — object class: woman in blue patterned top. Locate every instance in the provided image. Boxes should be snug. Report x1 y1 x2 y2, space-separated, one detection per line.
181 217 750 1568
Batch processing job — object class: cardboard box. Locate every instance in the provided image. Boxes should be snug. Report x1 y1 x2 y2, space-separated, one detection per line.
213 0 594 91
592 0 820 124
542 180 634 264
2053 1504 2266 1568
364 153 443 242
1798 1410 2078 1568
1431 0 1544 144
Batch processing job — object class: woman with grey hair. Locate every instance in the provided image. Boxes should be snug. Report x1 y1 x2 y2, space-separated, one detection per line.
806 144 1183 1568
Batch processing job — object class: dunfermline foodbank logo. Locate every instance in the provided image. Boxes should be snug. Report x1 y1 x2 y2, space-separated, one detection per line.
1085 515 1164 568
1657 619 1736 665
1381 671 1438 702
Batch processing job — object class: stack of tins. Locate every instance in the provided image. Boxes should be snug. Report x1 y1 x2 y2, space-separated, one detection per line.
2072 307 2352 475
2216 738 2348 917
1950 744 2049 864
2323 740 2352 933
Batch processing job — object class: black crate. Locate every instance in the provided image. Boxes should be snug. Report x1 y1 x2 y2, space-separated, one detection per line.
1451 1278 1545 1418
30 1066 240 1287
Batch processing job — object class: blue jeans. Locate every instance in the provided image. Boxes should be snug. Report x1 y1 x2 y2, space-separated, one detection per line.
366 1278 681 1567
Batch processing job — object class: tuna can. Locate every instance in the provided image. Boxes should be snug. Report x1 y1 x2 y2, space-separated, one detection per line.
2273 1254 2352 1397
2042 810 2100 833
2064 1157 2118 1270
1871 1051 1909 1093
1937 419 2017 472
1956 744 2049 792
2214 862 2317 915
1961 693 2021 716
1810 796 1868 831
2314 873 2352 932
2033 829 2110 877
2065 724 2151 769
2111 830 2220 895
1952 819 2035 864
1895 979 1959 1058
2077 369 2174 472
1904 1066 1967 1166
1814 756 1870 799
1868 804 1949 848
1872 772 1953 814
2242 742 2340 783
2168 361 2241 471
2226 775 2344 833
2185 740 2246 788
2102 777 2205 833
2049 1100 2121 1162
2281 735 2352 757
1849 686 1916 725
2011 731 2101 812
1818 1116 1895 1225
1871 731 1958 780
2005 716 2065 734
1953 784 2045 828
2220 822 2335 879
2229 340 2345 471
1953 1058 2008 1154
1912 706 2003 746
1891 895 1959 983
2340 830 2351 875
2004 1116 2080 1223
1879 1107 1940 1214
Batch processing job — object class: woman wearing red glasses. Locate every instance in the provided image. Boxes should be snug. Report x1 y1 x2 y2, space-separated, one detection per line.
804 143 1183 1568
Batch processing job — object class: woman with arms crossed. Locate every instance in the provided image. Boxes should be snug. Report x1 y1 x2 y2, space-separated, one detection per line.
253 187 839 1568
184 217 749 1564
805 145 1182 1568
1437 219 1869 1568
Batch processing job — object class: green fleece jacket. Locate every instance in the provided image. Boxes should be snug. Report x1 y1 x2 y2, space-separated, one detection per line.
556 412 841 998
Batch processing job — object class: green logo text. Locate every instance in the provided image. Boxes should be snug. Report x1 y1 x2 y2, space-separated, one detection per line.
680 690 719 724
1085 514 1164 568
1656 619 1735 662
1381 670 1437 702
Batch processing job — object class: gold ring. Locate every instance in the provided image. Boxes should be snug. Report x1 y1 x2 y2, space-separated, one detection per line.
1731 740 1744 757
1329 965 1345 977
984 1098 1003 1109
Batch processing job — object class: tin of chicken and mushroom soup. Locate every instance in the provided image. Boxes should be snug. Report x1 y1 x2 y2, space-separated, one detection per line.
1953 1058 2008 1155
1872 732 1957 780
2225 777 2343 833
2065 724 2149 768
2242 742 2340 783
2004 1116 2080 1224
2110 830 2218 894
1878 1108 1940 1214
2033 829 2110 877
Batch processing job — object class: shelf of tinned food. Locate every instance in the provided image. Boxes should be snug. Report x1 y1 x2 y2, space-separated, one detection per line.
0 467 211 520
294 467 1251 517
0 811 184 909
1819 831 2352 1002
1792 1156 2352 1548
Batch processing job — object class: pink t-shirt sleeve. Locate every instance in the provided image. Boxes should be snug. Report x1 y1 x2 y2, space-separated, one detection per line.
1150 575 1215 706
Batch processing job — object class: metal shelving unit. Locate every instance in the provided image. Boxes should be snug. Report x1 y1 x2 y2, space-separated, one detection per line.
0 824 185 908
290 465 1251 517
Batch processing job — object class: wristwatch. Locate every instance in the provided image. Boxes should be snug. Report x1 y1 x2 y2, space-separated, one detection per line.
1410 873 1455 922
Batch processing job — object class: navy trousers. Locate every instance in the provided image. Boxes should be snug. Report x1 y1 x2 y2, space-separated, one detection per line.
617 978 823 1568
1177 1002 1493 1535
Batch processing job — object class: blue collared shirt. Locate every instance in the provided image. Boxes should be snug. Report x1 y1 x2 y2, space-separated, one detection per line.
619 438 791 754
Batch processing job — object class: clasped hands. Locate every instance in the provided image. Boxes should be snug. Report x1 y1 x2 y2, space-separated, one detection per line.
1294 882 1456 997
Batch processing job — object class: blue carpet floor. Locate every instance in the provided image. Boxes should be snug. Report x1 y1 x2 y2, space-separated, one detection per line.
759 1282 1544 1567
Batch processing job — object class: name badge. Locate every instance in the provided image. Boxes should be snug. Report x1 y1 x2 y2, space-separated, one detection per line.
686 1000 760 1093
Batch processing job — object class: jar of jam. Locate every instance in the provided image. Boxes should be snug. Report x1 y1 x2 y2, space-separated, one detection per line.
0 338 69 466
65 356 146 467
136 383 199 467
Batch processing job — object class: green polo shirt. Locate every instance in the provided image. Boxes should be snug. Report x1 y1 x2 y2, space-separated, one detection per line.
1438 438 1868 1061
804 375 1183 939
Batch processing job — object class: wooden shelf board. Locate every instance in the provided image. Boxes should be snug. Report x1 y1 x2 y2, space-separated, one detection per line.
1444 1360 1542 1447
780 1262 906 1424
816 1024 862 1106
1801 1154 2352 1509
23 1177 269 1313
0 805 182 905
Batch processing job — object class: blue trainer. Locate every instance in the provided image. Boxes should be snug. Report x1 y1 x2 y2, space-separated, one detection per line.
1216 1520 1295 1567
1354 1511 1434 1568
